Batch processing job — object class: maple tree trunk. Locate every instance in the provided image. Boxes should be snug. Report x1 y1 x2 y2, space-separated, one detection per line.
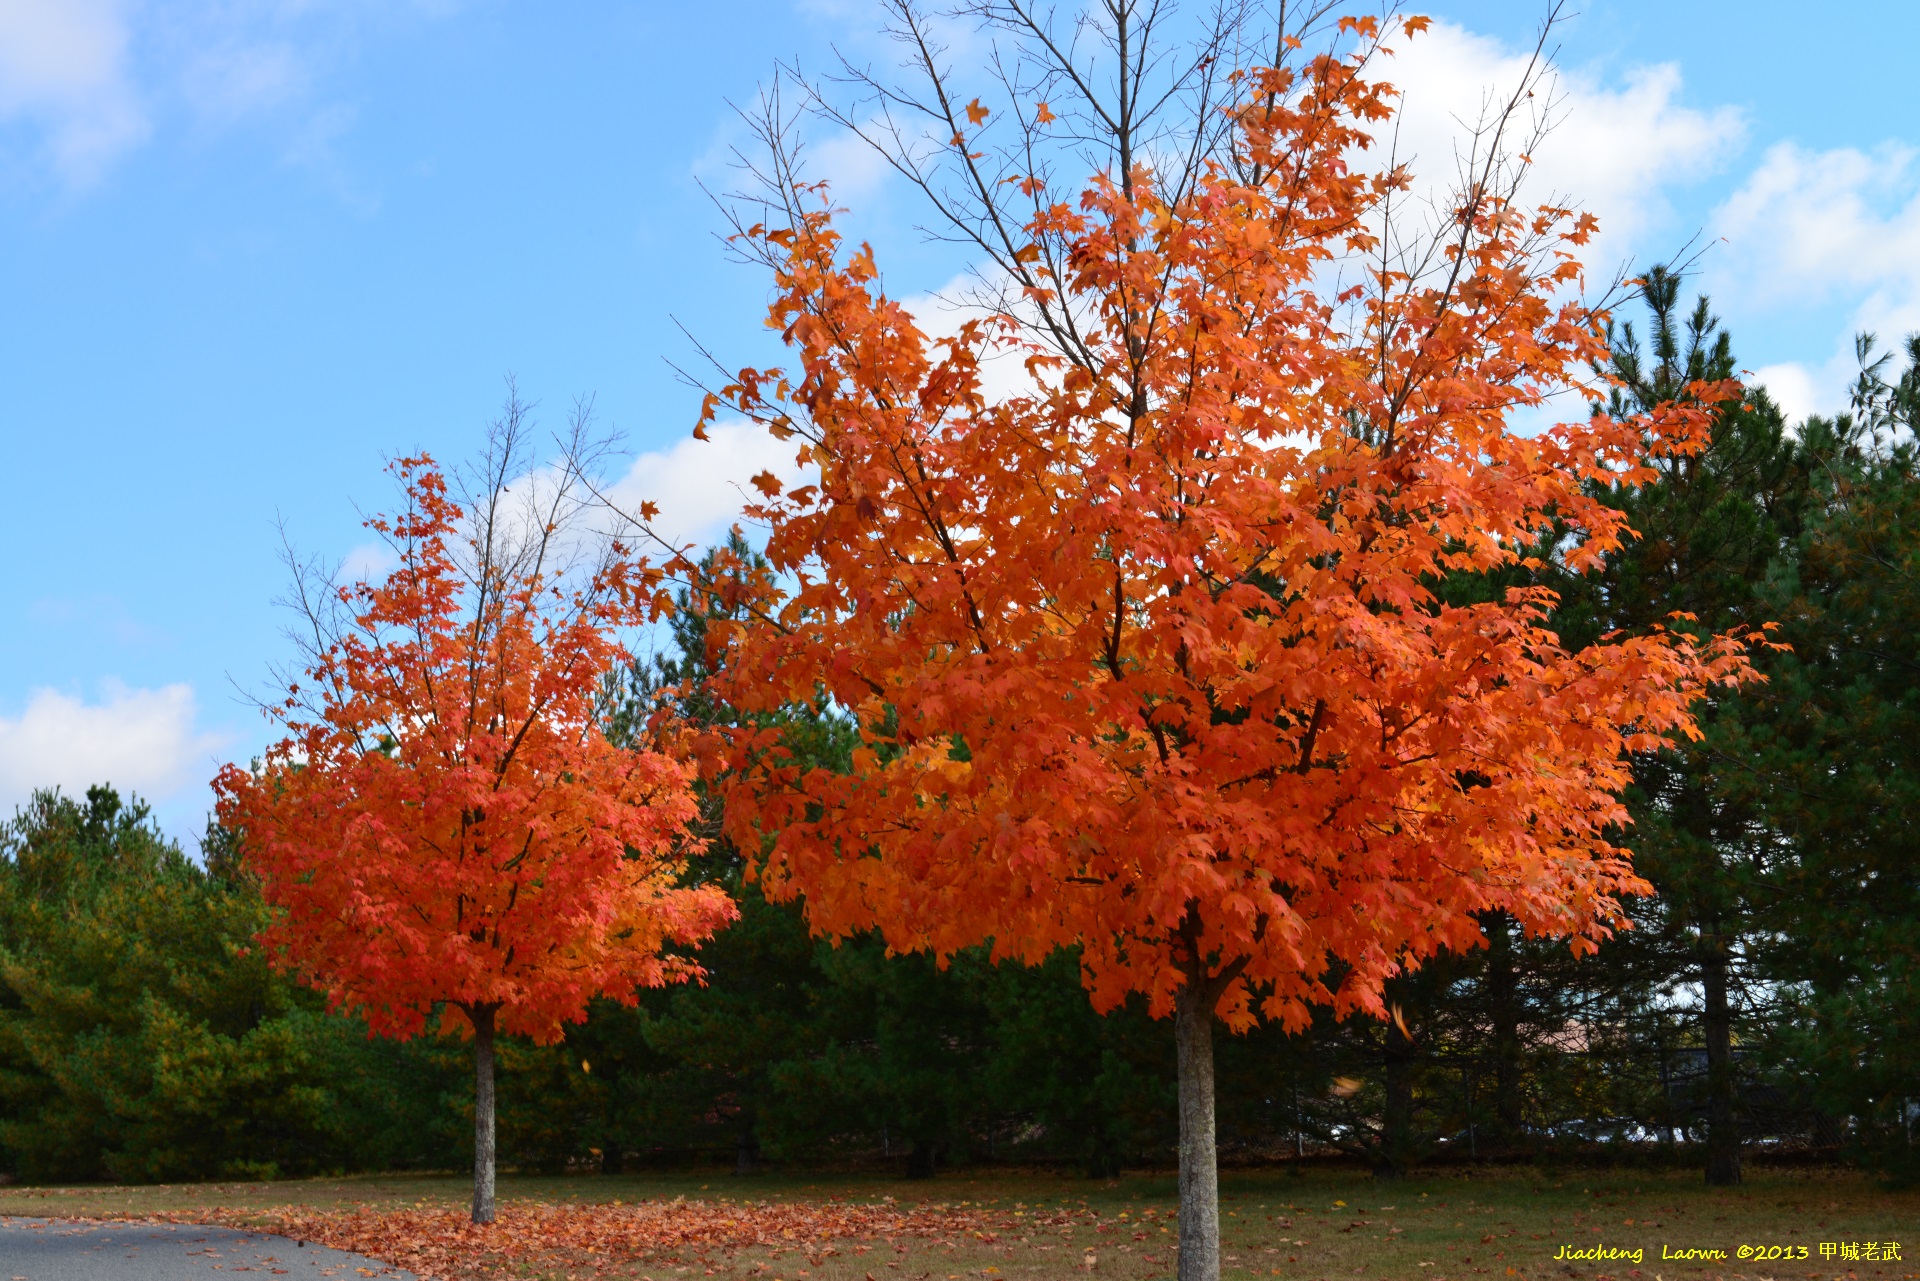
1701 939 1742 1186
471 1002 499 1224
1174 986 1220 1281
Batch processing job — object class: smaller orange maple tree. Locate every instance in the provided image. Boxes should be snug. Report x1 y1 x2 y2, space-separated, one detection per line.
215 450 732 1223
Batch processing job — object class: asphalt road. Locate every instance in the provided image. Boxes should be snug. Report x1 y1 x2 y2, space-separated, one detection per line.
0 1218 416 1280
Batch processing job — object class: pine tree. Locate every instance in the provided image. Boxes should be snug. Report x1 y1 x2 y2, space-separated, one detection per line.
1572 267 1811 1185
0 788 450 1181
1749 336 1920 1176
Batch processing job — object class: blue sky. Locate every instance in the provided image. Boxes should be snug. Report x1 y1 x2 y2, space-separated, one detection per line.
4 0 1918 846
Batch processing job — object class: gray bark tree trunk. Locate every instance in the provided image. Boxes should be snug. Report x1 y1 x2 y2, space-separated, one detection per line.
1175 986 1220 1281
470 1002 499 1224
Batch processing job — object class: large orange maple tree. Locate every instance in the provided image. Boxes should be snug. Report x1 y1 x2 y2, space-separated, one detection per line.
689 14 1759 1280
216 448 732 1224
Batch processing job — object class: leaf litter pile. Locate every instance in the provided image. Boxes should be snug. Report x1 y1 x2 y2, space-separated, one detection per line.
128 1197 1155 1281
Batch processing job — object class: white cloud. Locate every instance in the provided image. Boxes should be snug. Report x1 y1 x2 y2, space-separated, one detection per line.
1709 142 1920 313
0 0 459 188
1380 22 1744 266
688 105 898 211
339 539 398 581
0 0 148 183
0 681 231 814
1750 360 1826 424
605 419 814 550
803 122 895 206
1704 141 1920 420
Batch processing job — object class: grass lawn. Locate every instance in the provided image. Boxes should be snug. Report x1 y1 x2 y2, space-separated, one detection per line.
1 1165 1914 1281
